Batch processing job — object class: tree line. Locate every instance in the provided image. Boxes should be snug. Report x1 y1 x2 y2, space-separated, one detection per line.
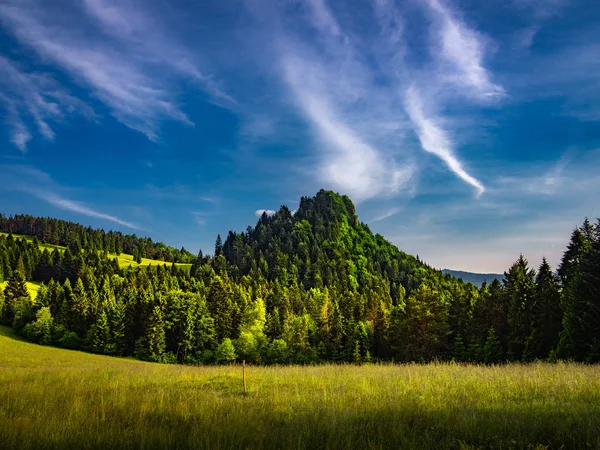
1 190 599 364
0 214 195 263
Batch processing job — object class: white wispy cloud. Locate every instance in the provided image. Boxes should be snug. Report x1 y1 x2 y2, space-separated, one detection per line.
370 206 402 223
424 0 504 100
510 0 567 49
373 0 404 49
283 55 414 201
379 149 600 272
0 56 94 151
368 0 492 195
255 209 276 217
0 95 31 152
512 0 567 21
305 0 342 37
492 152 582 197
190 212 207 226
268 0 415 202
1 165 140 230
82 0 237 107
0 0 233 144
404 86 485 195
38 192 140 230
199 196 220 205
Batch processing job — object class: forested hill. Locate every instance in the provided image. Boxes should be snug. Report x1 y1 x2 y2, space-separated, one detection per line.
1 190 600 364
218 190 460 298
441 270 503 286
0 214 195 263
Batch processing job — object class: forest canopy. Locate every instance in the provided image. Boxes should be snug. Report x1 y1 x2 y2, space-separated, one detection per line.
1 190 599 364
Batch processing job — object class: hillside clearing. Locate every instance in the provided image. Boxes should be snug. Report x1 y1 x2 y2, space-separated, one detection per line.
0 280 40 298
0 232 191 270
1 326 599 449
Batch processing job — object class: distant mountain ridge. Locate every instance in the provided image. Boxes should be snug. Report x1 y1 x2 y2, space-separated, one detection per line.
441 269 503 286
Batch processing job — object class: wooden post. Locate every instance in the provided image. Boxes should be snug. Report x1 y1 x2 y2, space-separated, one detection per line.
242 360 247 394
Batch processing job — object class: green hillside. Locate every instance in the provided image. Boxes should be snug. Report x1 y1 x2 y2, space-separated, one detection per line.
441 269 503 286
0 232 191 270
1 190 599 364
1 325 599 449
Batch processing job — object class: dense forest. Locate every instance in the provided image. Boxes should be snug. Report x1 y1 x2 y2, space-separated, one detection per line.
1 190 599 364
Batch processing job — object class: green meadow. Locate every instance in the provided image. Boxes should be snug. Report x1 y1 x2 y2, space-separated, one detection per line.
0 232 191 270
1 326 599 449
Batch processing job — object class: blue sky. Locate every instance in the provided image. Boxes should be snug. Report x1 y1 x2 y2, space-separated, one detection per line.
1 0 599 273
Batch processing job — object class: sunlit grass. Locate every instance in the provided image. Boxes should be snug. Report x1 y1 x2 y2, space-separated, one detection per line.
108 252 191 270
0 281 40 298
0 232 66 253
0 326 599 449
0 233 191 271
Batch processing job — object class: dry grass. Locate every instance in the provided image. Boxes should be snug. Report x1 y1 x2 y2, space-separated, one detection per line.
1 325 599 449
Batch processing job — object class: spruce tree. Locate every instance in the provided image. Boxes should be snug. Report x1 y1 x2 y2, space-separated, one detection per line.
139 305 166 362
70 278 89 338
482 328 502 364
556 221 595 360
0 287 5 322
108 300 126 356
91 309 111 354
2 269 30 325
572 221 600 362
214 234 223 257
208 276 233 341
504 255 535 361
527 258 561 359
391 285 449 361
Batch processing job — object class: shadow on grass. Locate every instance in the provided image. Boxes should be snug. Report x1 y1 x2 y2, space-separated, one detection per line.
22 399 595 450
0 325 27 341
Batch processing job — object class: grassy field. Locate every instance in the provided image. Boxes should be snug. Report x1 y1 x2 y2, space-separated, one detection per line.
0 232 191 271
108 252 192 270
0 326 599 449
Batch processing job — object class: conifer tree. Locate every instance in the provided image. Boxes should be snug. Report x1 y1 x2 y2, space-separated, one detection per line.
2 269 30 325
70 278 89 338
571 221 600 362
556 220 595 360
91 309 111 354
139 305 166 362
391 285 449 361
214 234 223 256
108 300 126 356
208 276 233 341
504 255 535 360
453 333 467 362
527 258 561 359
57 278 74 327
482 328 502 364
0 287 5 322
